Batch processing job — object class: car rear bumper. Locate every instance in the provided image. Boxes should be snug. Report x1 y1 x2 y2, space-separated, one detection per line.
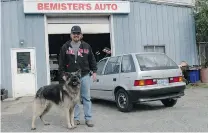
127 85 186 103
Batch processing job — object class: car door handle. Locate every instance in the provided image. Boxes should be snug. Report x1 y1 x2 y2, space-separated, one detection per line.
113 78 116 81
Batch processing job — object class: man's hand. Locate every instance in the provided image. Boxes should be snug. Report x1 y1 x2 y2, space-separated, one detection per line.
92 73 97 82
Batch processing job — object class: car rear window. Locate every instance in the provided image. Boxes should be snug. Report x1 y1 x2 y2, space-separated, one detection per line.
136 53 179 71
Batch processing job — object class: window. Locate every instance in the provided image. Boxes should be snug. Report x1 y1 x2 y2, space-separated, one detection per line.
17 52 31 74
144 45 165 53
136 53 178 71
104 56 121 75
96 58 108 75
121 55 136 73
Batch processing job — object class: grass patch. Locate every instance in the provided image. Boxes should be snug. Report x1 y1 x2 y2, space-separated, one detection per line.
186 83 208 89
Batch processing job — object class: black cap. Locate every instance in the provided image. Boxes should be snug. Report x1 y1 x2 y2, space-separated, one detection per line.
71 25 82 33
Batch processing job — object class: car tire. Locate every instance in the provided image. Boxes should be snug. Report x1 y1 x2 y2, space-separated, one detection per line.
115 89 133 112
161 98 177 107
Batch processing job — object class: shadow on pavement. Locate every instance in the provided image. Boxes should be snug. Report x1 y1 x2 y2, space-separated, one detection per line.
91 99 165 112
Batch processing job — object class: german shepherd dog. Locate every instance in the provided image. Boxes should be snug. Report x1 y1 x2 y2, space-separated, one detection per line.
31 70 81 130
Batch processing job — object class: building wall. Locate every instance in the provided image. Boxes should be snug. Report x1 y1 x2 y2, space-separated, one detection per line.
1 0 198 98
113 2 198 65
1 0 47 97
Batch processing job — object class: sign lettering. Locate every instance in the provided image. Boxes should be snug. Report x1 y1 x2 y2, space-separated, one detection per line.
23 1 130 14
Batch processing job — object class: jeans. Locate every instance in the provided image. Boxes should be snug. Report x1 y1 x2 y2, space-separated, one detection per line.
74 74 92 121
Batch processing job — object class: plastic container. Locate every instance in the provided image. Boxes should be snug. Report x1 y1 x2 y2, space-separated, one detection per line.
200 68 208 83
188 70 200 83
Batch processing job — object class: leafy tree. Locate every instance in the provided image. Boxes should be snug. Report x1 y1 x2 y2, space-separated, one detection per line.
194 0 208 42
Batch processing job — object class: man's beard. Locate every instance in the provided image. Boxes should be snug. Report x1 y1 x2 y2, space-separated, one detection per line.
72 38 80 42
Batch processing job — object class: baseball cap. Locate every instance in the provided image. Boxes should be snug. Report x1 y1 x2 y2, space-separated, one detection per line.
71 25 82 33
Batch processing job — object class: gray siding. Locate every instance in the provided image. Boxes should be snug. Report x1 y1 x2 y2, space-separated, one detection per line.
113 2 198 65
1 0 46 97
1 0 198 98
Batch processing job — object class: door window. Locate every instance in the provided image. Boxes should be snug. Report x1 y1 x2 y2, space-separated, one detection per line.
104 56 121 75
97 58 108 75
17 52 31 74
121 55 136 73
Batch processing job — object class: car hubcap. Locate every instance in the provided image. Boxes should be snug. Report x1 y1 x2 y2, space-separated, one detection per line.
118 93 127 108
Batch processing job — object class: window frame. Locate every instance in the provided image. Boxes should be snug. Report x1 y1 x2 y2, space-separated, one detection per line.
121 54 136 73
96 58 109 75
103 56 122 75
144 45 166 53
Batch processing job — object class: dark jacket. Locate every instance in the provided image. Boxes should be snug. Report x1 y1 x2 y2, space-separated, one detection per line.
58 40 97 82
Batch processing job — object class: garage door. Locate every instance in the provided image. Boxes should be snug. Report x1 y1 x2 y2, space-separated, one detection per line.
47 16 110 34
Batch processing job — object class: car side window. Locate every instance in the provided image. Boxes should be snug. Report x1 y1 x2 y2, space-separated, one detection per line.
96 58 108 75
121 55 136 73
104 56 121 75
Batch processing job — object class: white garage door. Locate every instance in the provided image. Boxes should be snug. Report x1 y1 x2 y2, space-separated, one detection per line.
47 16 110 34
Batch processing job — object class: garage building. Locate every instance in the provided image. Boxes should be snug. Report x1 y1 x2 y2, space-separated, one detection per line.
1 0 197 98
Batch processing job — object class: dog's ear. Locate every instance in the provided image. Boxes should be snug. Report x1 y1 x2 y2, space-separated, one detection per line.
62 72 69 81
76 69 81 76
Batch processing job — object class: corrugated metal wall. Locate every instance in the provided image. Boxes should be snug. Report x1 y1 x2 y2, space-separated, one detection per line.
1 0 47 97
113 2 198 65
1 0 198 97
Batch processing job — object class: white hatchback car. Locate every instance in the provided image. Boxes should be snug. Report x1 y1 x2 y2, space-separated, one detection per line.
90 52 186 112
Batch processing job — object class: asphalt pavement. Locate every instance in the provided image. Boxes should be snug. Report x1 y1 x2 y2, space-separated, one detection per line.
1 88 208 132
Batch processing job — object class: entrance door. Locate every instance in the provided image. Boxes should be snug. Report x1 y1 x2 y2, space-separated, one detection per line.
11 48 37 98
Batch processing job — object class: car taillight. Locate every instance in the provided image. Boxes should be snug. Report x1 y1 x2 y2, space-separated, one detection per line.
169 76 183 83
134 79 157 86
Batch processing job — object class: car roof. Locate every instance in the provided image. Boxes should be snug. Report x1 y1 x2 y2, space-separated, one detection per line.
112 52 165 57
97 52 165 62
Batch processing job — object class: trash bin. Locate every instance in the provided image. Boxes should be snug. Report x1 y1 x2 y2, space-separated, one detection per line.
188 69 200 83
1 88 8 101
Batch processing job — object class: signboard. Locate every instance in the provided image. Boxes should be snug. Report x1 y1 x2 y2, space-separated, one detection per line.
23 1 130 14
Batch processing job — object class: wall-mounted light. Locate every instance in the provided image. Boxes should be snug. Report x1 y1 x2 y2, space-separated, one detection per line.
19 40 24 46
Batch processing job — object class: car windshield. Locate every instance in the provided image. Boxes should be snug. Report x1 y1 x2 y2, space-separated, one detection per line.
136 53 179 71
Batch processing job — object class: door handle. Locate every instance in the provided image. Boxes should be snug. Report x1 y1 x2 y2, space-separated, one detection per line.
113 78 116 81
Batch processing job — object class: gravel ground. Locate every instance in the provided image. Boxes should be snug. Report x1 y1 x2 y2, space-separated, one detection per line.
1 88 208 132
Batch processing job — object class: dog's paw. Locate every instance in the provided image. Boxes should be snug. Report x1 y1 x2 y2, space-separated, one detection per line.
31 127 36 130
72 125 77 129
44 123 50 126
68 125 77 130
67 125 73 129
67 127 73 129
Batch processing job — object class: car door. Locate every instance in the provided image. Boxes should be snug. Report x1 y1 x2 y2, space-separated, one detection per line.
101 56 122 101
90 58 109 99
119 54 137 90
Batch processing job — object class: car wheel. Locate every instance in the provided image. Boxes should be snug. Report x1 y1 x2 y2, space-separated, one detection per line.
115 89 133 112
161 98 177 107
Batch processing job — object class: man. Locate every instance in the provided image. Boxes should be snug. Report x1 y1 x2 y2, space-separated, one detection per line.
58 25 97 127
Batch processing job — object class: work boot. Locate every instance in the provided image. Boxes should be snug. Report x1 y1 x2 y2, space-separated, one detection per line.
74 120 80 125
85 120 94 127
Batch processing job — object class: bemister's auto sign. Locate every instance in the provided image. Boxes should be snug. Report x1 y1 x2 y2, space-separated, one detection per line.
23 1 130 14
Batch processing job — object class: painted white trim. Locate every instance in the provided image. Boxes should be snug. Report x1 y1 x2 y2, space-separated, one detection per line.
44 15 51 85
139 0 195 7
109 15 115 56
48 23 110 34
33 48 38 94
47 16 109 24
10 47 38 98
150 0 195 6
11 49 15 98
